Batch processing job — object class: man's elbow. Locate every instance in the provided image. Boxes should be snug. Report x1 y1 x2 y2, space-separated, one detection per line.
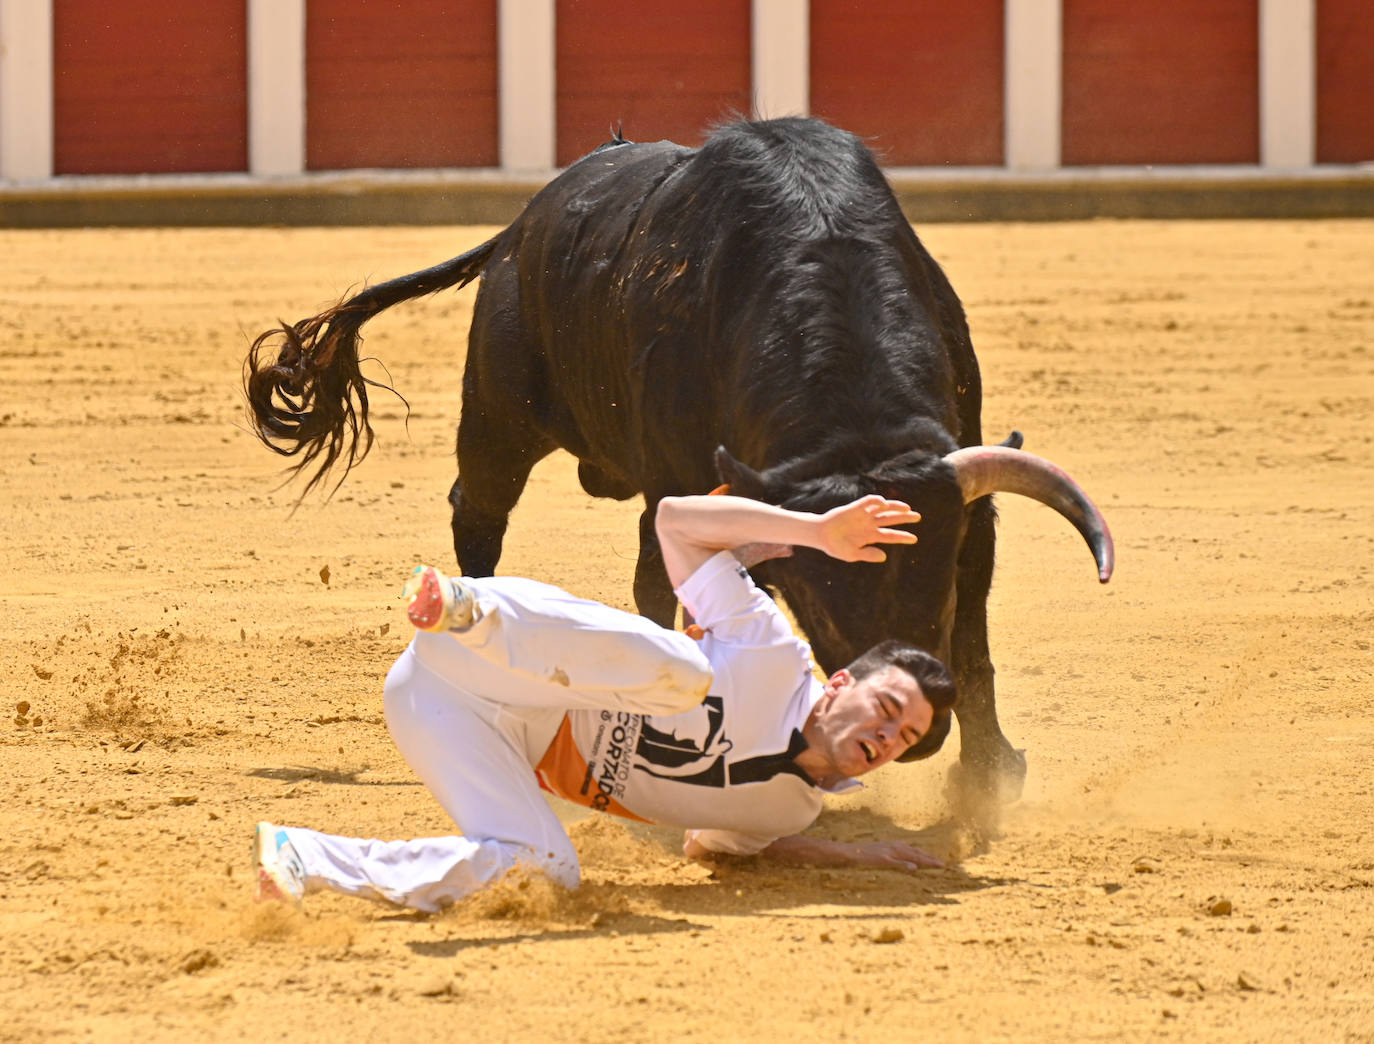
654 496 685 546
683 834 711 861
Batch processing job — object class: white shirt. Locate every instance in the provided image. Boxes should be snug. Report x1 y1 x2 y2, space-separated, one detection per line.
535 552 859 854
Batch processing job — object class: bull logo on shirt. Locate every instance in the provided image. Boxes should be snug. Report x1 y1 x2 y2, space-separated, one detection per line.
634 696 732 787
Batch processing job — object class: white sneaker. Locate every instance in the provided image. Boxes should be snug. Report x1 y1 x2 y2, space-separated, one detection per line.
253 821 305 908
402 565 476 632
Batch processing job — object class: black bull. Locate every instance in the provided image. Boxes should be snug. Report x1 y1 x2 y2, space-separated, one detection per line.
246 117 1114 800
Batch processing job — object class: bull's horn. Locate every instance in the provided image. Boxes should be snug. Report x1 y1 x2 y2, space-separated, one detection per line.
944 445 1115 583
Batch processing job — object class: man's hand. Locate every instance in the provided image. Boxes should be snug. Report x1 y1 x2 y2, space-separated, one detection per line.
815 495 921 563
814 839 946 871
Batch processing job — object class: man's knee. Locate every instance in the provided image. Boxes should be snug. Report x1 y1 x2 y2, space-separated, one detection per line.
527 845 581 890
650 656 714 715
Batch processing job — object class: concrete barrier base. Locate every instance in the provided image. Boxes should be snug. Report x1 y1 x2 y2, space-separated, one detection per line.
2 166 1373 228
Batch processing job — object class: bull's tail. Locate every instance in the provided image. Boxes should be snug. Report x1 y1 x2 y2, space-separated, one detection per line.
244 235 500 498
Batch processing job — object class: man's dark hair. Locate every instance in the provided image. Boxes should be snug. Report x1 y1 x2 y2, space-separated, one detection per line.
845 640 957 764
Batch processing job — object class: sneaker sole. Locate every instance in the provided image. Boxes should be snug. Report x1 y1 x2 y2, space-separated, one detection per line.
253 822 304 908
257 866 297 905
404 566 452 632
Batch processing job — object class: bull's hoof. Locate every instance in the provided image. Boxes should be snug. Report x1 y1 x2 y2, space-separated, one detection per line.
945 745 1027 832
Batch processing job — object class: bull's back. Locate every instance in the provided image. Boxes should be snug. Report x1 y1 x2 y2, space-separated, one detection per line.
465 119 970 496
466 139 699 484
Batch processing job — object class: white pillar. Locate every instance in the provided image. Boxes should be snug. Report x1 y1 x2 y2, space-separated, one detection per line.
499 0 556 170
1259 0 1315 169
248 0 306 175
1004 0 1061 171
751 0 808 119
0 0 54 181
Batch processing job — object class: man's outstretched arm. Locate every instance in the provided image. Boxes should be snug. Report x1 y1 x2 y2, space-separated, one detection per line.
654 493 921 591
683 832 945 871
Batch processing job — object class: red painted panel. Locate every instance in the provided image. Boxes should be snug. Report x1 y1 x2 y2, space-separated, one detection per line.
307 0 498 170
556 0 751 166
1317 0 1374 163
53 0 247 175
810 0 1004 166
1062 0 1259 165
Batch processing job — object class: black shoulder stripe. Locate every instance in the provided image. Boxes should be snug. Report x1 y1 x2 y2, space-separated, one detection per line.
727 729 813 786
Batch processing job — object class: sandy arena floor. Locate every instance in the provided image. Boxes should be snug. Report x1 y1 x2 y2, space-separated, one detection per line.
1 220 1371 1041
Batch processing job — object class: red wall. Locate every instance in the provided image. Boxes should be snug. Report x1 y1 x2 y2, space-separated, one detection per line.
1316 0 1374 163
42 1 1374 176
555 0 751 166
1062 0 1259 166
306 0 498 170
810 0 1004 166
53 0 247 175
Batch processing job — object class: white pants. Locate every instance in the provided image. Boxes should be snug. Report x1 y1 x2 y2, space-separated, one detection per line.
282 575 712 912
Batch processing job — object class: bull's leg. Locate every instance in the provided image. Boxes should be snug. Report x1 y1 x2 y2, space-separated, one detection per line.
948 496 1027 816
448 410 554 576
633 503 678 628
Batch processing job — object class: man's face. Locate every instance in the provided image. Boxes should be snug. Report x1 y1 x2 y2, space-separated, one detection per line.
809 664 934 779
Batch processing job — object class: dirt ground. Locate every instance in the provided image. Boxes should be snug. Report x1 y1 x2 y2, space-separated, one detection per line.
1 219 1371 1042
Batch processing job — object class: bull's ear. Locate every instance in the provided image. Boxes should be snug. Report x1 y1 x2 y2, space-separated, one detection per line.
713 446 767 498
860 474 905 503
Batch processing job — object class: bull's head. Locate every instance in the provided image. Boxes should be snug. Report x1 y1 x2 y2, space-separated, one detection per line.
714 439 1113 759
